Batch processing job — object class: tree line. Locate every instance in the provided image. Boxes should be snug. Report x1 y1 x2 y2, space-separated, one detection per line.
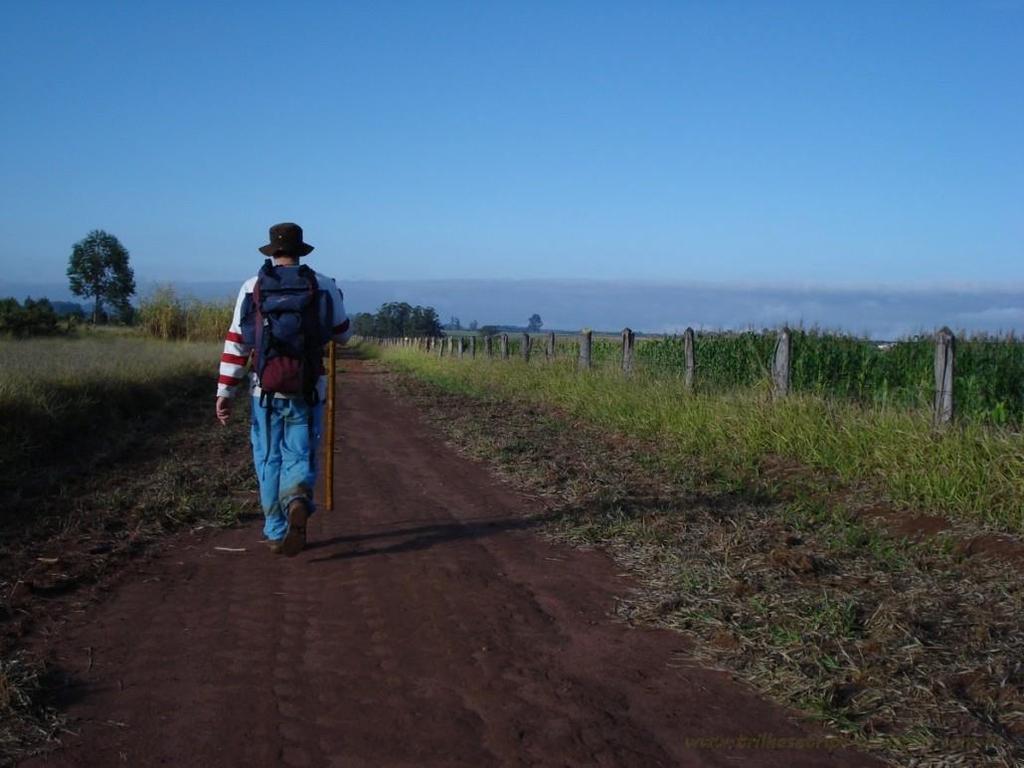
352 302 444 338
0 297 66 337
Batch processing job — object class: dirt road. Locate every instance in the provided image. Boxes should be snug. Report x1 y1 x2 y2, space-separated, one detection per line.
22 361 881 768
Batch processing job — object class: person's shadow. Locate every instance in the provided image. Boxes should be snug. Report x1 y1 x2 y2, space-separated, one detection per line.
306 513 555 563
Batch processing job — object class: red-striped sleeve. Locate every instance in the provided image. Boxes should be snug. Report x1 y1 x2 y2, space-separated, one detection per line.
225 331 244 343
218 374 243 386
220 352 248 366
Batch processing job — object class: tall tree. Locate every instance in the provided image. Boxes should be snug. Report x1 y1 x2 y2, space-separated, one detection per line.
67 230 136 323
527 313 543 331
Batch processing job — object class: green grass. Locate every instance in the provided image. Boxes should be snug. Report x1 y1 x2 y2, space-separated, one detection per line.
380 347 1024 533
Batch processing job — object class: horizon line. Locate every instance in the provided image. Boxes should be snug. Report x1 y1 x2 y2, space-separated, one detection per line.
6 276 1024 297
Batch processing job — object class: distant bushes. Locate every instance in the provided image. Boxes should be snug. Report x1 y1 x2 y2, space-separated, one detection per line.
0 297 68 337
353 302 443 338
138 286 233 342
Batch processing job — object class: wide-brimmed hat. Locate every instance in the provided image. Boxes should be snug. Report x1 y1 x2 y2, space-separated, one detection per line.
259 222 315 257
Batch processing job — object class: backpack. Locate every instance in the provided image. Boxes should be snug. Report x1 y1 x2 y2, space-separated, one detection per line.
251 259 332 405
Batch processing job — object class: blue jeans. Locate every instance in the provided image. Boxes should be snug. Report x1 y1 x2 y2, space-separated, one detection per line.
250 396 323 541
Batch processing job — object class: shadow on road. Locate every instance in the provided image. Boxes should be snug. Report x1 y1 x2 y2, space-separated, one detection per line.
306 513 556 563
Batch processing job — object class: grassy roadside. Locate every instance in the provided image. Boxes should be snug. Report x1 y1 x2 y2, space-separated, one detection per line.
0 333 224 510
379 348 1024 534
378 347 1024 767
0 332 258 764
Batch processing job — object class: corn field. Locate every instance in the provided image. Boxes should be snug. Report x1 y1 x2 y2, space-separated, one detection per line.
398 329 1024 425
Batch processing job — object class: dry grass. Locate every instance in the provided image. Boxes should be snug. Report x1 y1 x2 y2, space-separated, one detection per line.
0 333 221 506
137 285 234 342
0 655 63 764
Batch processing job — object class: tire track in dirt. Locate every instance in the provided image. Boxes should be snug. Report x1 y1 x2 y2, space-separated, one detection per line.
20 359 883 768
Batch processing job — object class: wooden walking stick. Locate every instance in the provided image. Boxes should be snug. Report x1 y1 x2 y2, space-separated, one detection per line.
323 341 336 511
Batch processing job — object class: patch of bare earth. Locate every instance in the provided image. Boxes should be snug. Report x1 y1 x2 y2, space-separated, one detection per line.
383 366 1024 768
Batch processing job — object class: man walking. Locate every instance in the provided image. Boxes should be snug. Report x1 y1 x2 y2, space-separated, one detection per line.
215 223 352 556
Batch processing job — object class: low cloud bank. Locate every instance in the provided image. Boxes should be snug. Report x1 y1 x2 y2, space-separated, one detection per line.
338 279 1024 340
4 279 1022 340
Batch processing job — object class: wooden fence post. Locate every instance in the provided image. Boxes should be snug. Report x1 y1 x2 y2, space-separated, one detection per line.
934 327 955 426
485 335 493 358
521 333 532 362
500 334 510 360
470 336 477 358
437 336 444 357
772 327 791 398
546 331 555 361
457 337 465 359
683 327 695 391
579 330 592 371
621 327 635 374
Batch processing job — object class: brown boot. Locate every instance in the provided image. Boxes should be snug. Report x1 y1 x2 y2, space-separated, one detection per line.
261 538 284 554
281 499 309 557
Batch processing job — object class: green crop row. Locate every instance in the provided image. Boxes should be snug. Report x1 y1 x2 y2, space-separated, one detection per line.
413 329 1024 425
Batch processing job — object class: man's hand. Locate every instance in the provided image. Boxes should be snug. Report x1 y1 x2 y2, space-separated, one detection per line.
215 396 231 425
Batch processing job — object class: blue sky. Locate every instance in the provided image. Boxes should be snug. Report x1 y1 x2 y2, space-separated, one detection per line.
1 1 1021 290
